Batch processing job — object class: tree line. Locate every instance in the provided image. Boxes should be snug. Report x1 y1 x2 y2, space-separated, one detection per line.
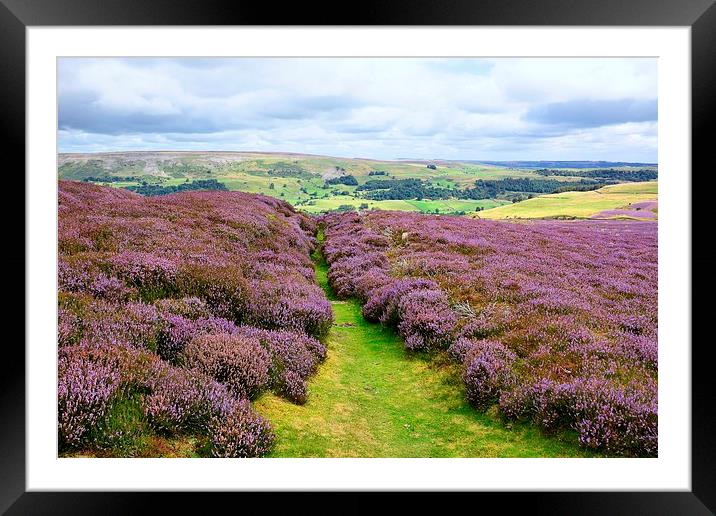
325 175 359 186
82 175 140 183
124 179 228 196
357 177 615 201
534 168 657 182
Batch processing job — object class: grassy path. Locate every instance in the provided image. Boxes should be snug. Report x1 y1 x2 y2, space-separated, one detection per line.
254 238 592 457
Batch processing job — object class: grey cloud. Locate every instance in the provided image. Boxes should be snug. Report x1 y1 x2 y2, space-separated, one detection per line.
525 98 657 128
59 88 363 134
57 58 658 161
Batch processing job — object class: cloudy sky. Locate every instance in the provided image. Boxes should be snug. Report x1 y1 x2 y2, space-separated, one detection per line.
58 58 657 162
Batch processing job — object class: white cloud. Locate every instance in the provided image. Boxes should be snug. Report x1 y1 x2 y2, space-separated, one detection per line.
58 57 657 161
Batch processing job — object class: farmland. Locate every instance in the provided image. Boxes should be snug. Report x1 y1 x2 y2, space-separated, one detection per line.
58 151 656 217
477 182 658 220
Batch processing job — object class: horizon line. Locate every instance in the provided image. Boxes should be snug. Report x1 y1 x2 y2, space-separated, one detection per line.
56 149 657 165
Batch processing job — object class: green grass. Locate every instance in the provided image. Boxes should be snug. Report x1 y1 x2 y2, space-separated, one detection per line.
254 235 595 457
477 181 658 220
405 198 510 214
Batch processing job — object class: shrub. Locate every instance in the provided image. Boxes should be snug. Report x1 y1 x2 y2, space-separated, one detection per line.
244 281 333 338
78 301 163 353
156 314 238 362
154 296 211 320
397 288 457 351
235 326 326 404
279 370 308 405
209 400 275 457
175 264 250 323
361 278 439 324
461 340 516 409
58 347 122 449
180 333 271 399
109 251 179 300
142 362 235 435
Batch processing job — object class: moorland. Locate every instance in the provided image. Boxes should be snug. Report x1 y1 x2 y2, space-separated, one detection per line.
57 152 658 458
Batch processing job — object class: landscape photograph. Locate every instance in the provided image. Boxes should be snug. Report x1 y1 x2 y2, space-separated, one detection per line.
57 57 658 459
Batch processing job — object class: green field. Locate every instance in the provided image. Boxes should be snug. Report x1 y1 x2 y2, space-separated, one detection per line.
253 235 595 458
60 151 646 216
58 152 657 217
295 196 510 215
477 181 658 220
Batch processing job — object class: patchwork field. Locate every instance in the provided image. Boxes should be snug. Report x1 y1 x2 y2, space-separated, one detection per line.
477 181 658 220
58 151 656 216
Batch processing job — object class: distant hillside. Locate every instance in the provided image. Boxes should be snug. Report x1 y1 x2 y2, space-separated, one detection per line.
464 160 657 170
476 181 658 220
58 151 657 216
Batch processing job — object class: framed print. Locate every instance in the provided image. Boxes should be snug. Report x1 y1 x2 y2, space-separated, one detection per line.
5 0 715 512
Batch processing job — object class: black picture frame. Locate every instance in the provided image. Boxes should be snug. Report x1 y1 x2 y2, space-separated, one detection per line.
4 0 714 513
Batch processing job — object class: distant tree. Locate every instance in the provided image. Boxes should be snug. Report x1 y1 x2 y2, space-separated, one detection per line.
123 179 227 197
269 183 275 190
359 203 369 210
325 175 358 186
427 164 437 170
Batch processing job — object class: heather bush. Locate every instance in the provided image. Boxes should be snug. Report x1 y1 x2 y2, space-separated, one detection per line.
142 361 236 435
209 400 275 457
397 288 457 351
327 252 390 299
175 264 250 323
235 326 326 404
58 307 82 348
58 347 122 449
361 278 440 324
461 340 517 409
156 313 238 362
352 269 393 303
575 384 657 457
447 337 477 363
323 210 658 456
180 333 271 399
59 258 135 302
499 377 657 457
58 181 330 456
457 303 515 340
109 251 179 301
243 281 333 338
82 301 162 352
154 296 212 320
279 370 308 405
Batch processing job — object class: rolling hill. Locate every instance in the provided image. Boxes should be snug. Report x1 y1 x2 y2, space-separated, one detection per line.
58 151 657 217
